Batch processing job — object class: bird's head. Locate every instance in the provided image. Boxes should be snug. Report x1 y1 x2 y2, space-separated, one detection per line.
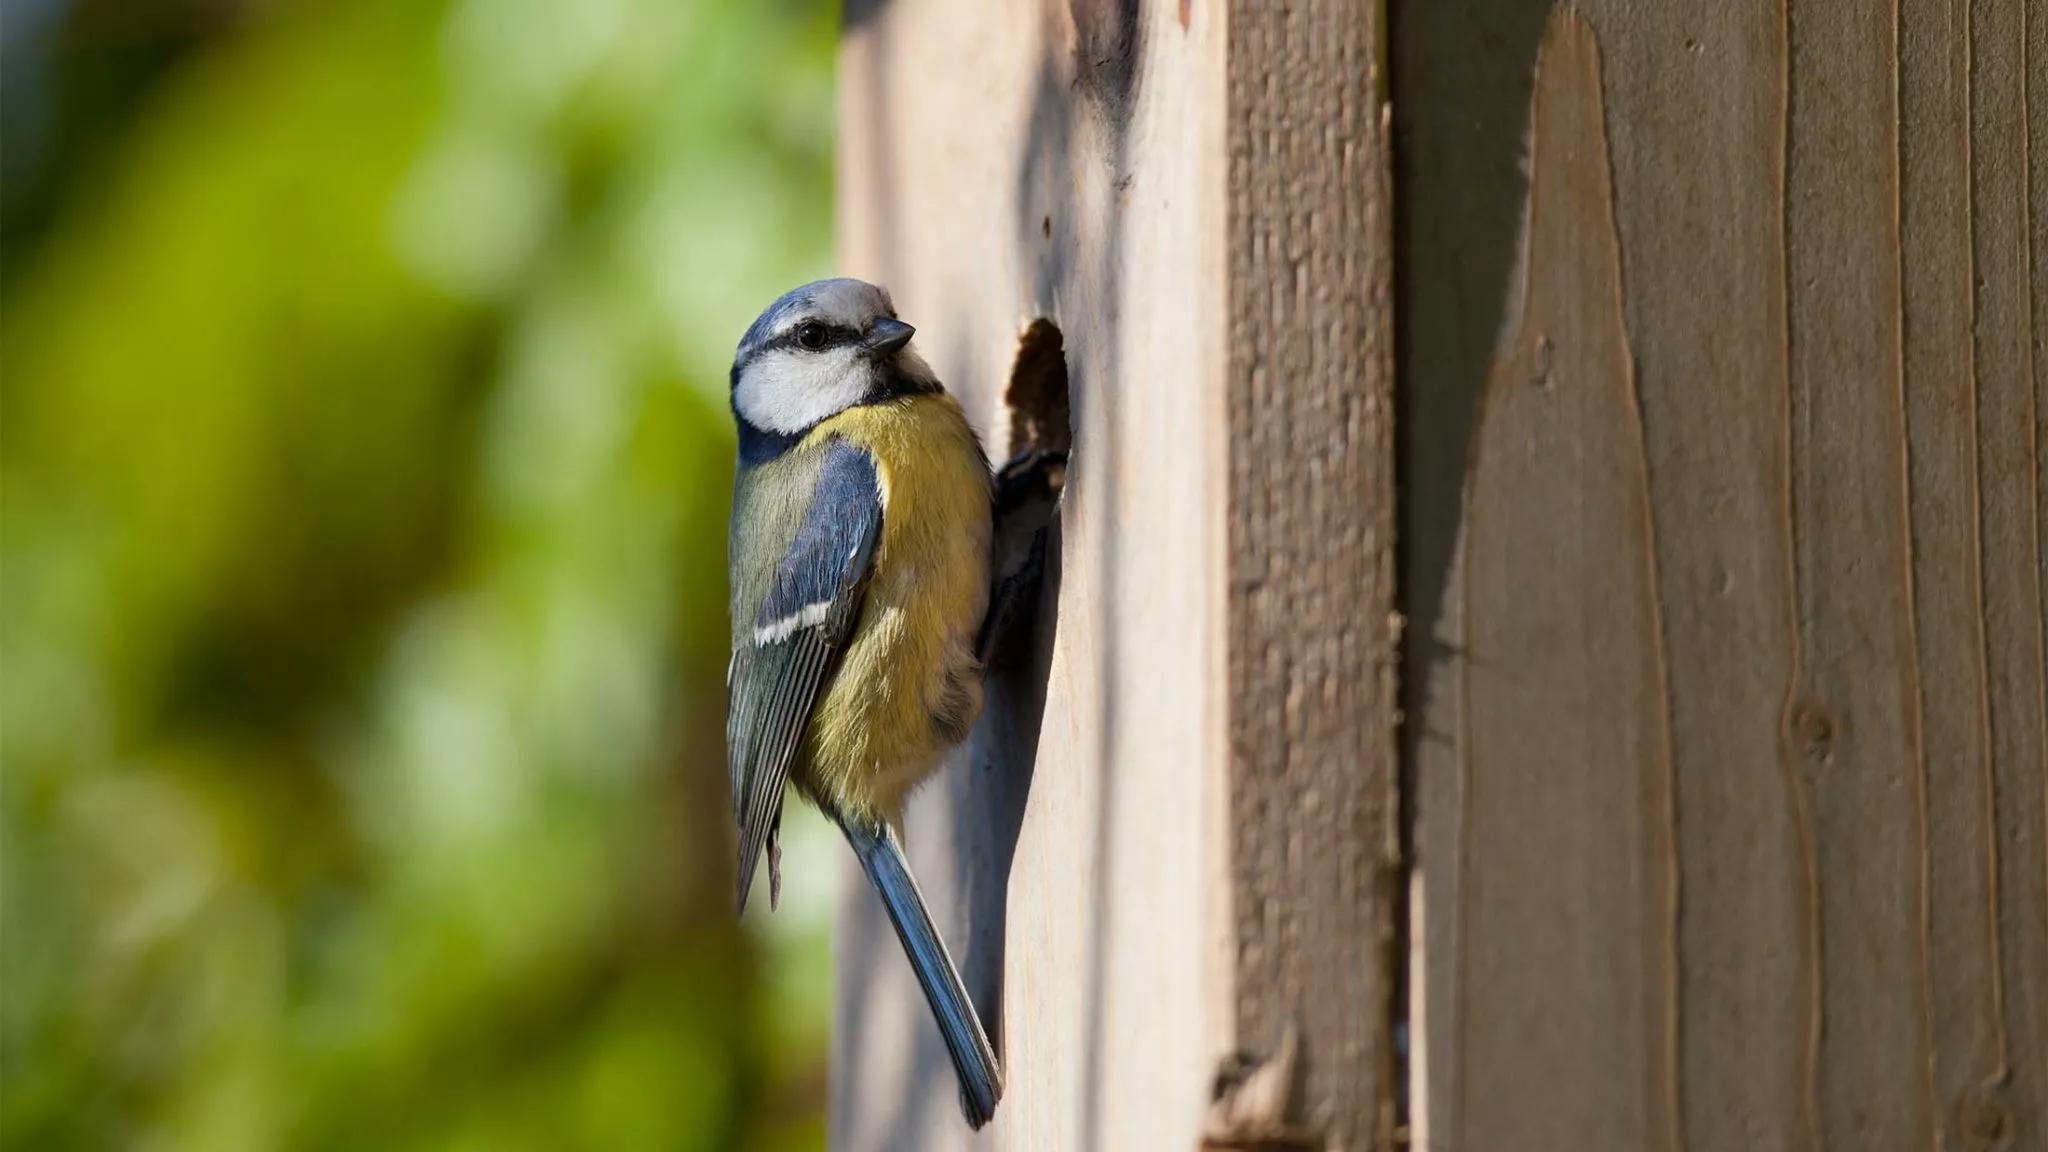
729 278 937 439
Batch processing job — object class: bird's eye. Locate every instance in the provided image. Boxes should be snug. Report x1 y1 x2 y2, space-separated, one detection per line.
795 322 828 350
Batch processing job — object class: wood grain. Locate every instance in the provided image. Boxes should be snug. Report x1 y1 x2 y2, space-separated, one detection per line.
1224 0 1398 1149
1784 0 1930 1143
1452 16 1676 1152
835 1 1237 1148
1966 1 2048 1147
1405 2 2048 1149
1901 1 2005 1145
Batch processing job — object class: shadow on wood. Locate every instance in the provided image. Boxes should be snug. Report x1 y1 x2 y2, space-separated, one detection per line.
961 317 1072 1059
1385 2 1548 1134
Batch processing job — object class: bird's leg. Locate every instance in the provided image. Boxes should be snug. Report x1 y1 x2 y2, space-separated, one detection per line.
993 446 1067 519
978 448 1066 667
978 533 1049 667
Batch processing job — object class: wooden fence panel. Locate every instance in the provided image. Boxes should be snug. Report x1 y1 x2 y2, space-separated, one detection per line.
1403 5 2048 1151
834 0 2041 1148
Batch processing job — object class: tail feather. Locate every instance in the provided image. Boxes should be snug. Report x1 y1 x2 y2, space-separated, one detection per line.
842 819 1004 1129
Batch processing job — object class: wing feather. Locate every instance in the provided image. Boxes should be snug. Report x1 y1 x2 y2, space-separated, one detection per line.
728 439 881 913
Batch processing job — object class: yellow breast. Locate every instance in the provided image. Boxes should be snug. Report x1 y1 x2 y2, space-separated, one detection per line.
795 393 993 823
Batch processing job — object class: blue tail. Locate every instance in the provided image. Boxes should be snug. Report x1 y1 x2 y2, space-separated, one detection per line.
841 819 1004 1128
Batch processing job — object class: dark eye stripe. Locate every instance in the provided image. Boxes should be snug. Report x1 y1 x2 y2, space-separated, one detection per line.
733 321 869 376
764 322 861 355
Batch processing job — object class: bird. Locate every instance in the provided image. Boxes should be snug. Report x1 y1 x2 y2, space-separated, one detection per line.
724 277 1003 1128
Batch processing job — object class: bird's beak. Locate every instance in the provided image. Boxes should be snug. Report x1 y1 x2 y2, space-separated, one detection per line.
865 318 915 355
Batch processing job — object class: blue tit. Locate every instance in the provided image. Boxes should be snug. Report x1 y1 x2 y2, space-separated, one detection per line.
725 278 1001 1127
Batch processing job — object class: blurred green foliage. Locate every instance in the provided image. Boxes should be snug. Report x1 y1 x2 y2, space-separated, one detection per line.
1 0 839 1147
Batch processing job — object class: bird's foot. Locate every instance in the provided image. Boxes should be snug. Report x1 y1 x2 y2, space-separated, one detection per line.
993 447 1067 518
979 449 1065 668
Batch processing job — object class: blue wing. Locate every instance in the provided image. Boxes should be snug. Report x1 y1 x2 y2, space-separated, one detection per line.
728 438 882 913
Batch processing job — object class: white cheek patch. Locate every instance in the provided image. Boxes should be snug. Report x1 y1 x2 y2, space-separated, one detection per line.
734 348 871 434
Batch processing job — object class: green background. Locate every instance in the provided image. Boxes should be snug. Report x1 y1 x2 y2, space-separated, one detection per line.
2 0 839 1147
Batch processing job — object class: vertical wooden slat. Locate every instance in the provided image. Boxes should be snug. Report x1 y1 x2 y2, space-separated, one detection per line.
2033 0 2048 783
1225 1 1398 1148
835 2 1231 1145
1901 0 2011 1146
1587 3 1813 1145
1969 0 2048 1145
1782 0 1931 1144
1386 2 1548 1145
1452 16 1676 1152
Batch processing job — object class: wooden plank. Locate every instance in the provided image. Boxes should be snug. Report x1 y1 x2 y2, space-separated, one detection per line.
1964 0 2048 1145
1782 0 1930 1143
1592 4 1812 1141
1451 17 1676 1152
1404 1 2048 1149
1901 0 2006 1144
1223 0 1398 1148
833 2 1233 1148
1386 3 1549 1146
1419 4 1810 1146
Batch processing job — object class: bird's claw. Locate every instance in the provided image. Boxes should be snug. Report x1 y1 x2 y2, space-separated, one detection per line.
994 447 1068 516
